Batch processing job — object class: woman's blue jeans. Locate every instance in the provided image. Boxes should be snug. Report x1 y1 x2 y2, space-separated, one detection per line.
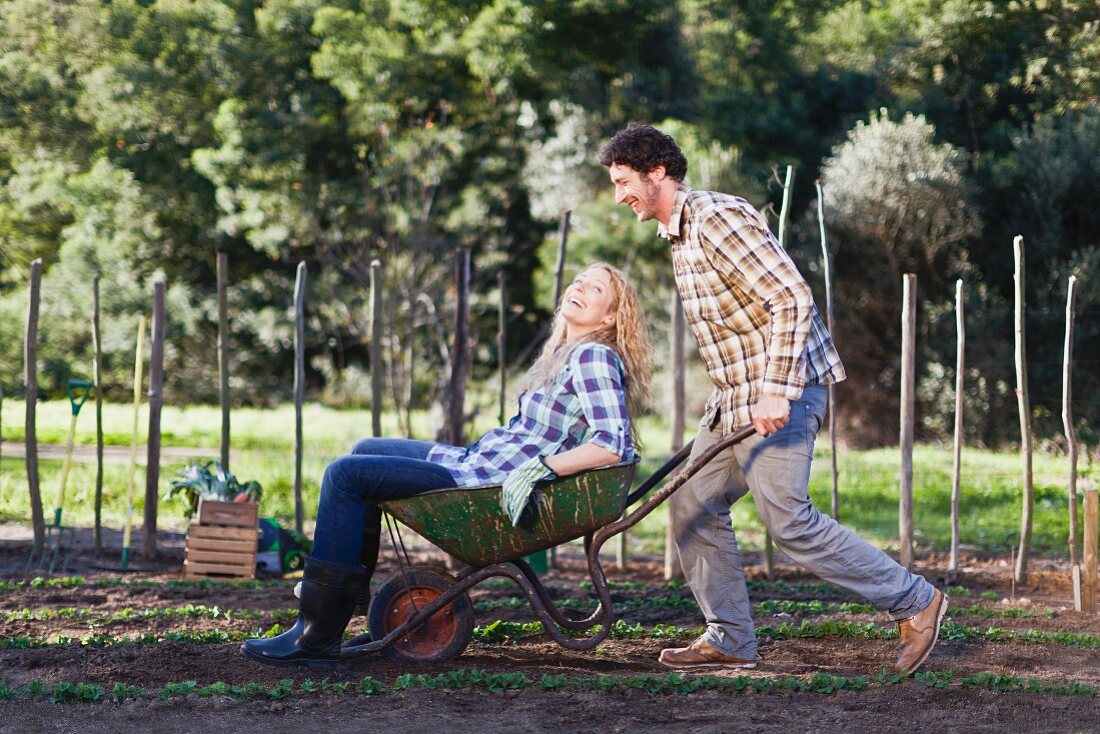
311 439 458 567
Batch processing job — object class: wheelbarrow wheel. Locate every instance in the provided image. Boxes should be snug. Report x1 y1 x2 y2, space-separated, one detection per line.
368 567 474 663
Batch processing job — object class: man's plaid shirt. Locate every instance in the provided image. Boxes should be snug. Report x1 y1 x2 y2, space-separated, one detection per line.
661 186 846 433
427 343 633 486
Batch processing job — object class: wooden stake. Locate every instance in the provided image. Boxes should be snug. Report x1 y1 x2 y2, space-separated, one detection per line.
816 180 839 521
763 165 797 575
370 260 384 438
950 279 965 575
217 252 230 472
498 271 507 427
293 262 307 536
449 249 470 447
1072 564 1082 613
1010 543 1016 603
899 273 916 569
143 280 166 560
777 165 795 253
1063 276 1079 565
25 259 44 555
1013 236 1034 583
1084 488 1097 614
122 316 146 570
550 210 572 576
664 290 686 580
552 211 572 308
93 274 105 554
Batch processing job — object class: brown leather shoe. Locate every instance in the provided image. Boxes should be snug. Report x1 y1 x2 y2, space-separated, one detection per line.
895 589 948 675
658 637 757 670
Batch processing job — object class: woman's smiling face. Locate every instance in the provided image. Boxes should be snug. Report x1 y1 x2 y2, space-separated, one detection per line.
560 267 617 336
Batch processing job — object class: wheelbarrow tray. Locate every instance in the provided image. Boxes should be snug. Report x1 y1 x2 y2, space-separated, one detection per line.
376 460 637 568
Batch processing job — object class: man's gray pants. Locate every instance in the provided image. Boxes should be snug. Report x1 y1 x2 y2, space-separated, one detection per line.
669 386 935 659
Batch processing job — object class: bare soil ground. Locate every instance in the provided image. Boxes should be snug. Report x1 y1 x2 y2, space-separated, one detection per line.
1 525 1097 734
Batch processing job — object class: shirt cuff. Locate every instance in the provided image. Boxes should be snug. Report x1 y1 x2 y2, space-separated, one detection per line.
761 379 805 402
588 428 628 460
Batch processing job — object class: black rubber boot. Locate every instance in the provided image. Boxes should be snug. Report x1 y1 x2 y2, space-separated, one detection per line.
241 556 365 669
354 527 380 616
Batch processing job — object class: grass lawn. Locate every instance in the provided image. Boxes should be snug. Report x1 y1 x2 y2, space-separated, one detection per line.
0 399 1086 559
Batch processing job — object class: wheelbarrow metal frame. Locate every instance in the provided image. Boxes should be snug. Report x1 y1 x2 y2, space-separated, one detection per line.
341 425 756 659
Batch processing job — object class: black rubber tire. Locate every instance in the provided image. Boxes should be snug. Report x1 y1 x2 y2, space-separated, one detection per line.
368 567 474 663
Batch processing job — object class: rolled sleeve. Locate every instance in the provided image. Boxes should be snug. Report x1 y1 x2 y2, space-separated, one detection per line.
569 344 631 459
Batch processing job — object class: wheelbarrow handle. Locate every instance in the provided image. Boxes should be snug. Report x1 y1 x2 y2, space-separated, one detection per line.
66 379 94 416
593 424 758 549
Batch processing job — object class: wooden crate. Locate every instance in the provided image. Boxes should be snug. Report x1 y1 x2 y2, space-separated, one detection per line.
184 500 259 580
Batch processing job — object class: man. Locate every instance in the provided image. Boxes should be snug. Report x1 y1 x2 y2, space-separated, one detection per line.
599 123 947 674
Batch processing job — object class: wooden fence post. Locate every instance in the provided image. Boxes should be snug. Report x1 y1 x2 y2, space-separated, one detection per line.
816 180 839 521
1084 488 1097 614
217 252 230 472
498 271 507 427
449 248 470 447
552 211 572 308
25 259 44 555
121 316 146 570
664 290 686 580
370 260 384 438
144 280 166 560
762 165 797 577
293 262 307 536
551 208 571 582
950 279 965 576
93 274 105 554
777 164 795 255
1063 276 1079 566
899 273 916 569
1013 236 1034 583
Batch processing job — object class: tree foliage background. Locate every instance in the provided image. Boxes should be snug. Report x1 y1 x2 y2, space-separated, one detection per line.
1 0 1097 447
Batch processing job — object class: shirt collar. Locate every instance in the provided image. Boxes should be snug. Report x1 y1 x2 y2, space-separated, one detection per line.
658 184 691 241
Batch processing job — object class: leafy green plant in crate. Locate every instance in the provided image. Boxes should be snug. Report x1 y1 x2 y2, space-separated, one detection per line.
165 460 263 519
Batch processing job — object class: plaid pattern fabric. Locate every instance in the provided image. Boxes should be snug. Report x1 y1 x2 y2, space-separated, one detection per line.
500 456 555 526
660 186 846 433
427 343 633 487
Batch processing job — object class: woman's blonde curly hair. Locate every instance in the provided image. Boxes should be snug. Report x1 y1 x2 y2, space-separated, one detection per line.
517 263 654 449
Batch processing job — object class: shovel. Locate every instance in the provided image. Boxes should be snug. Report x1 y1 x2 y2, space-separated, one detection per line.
29 379 93 573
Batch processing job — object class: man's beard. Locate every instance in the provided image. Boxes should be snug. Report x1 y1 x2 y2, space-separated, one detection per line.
636 179 660 221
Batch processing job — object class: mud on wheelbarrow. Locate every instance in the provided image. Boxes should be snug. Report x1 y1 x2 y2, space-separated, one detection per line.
341 425 757 664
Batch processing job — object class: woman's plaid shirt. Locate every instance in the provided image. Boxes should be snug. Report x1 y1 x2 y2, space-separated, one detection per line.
661 186 846 433
427 343 632 486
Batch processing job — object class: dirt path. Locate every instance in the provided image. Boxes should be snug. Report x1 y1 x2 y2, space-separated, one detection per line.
1 530 1097 732
1 687 1096 734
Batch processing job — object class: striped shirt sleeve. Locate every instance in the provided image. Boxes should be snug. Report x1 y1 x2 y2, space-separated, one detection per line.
697 204 814 399
568 344 630 459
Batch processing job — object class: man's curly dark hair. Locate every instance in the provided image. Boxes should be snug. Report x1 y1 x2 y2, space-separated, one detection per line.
599 123 688 182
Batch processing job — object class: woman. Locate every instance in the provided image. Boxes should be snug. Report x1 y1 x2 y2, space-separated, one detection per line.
242 263 653 668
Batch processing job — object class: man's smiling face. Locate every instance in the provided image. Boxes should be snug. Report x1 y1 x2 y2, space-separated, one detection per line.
609 163 662 223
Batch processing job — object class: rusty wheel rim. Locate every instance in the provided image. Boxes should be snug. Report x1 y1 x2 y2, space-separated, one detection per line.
382 585 459 660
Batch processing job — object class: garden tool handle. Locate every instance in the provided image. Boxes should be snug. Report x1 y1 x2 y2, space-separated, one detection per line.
66 379 94 416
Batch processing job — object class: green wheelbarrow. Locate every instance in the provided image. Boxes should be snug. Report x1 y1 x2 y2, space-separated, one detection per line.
341 425 757 664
